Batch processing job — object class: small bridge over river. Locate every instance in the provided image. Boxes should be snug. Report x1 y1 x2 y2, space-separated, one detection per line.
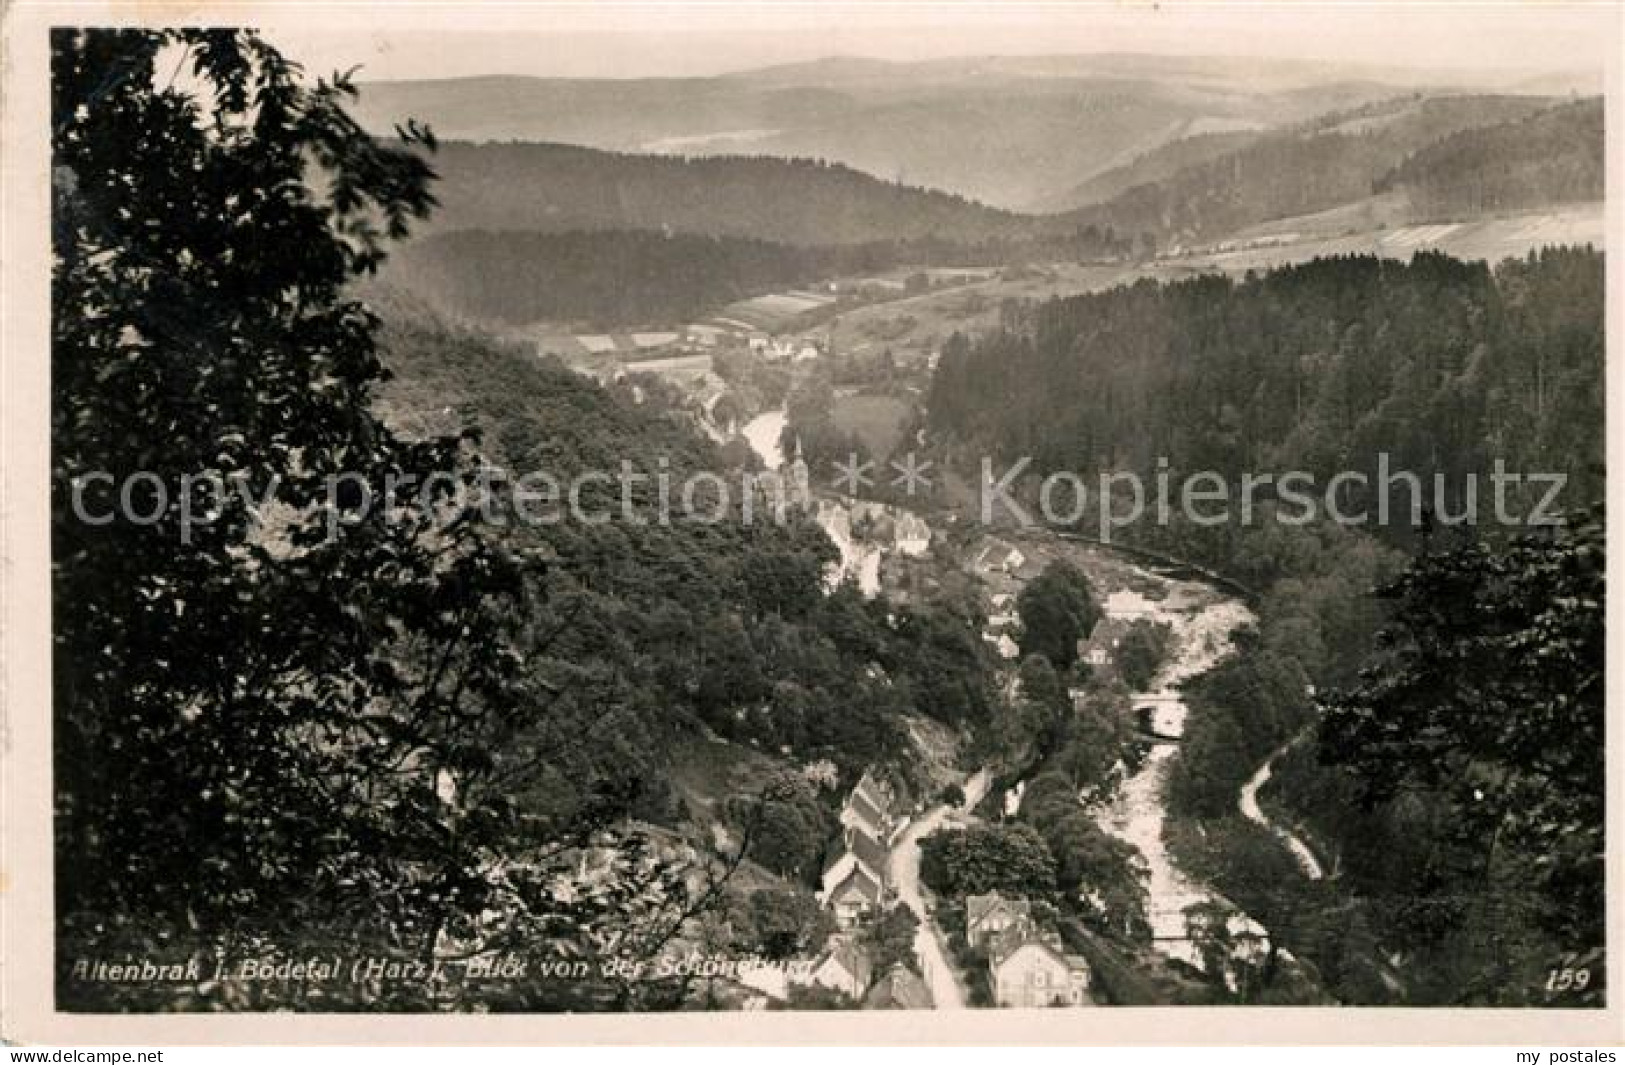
1130 691 1186 741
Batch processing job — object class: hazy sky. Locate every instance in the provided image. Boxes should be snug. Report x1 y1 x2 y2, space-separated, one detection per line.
264 3 1616 83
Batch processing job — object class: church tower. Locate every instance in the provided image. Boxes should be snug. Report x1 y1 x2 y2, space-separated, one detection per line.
788 436 810 506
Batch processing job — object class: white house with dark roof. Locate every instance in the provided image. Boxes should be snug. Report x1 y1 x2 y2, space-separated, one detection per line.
987 920 1092 1007
973 541 1027 576
819 821 892 924
985 631 1020 660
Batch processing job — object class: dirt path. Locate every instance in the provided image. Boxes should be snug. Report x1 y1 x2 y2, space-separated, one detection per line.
891 804 964 1008
1237 737 1324 880
888 770 990 1009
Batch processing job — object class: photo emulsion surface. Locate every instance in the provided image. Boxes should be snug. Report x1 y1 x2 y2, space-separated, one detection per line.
44 8 1607 1018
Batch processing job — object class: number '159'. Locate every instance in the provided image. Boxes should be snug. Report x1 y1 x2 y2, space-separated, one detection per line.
1546 967 1591 992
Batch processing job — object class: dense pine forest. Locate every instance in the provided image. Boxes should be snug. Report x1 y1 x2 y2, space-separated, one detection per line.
388 229 837 326
416 141 1023 245
929 247 1604 544
387 225 1135 327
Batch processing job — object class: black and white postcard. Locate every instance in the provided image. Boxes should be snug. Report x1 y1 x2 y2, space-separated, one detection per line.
1 0 1619 1046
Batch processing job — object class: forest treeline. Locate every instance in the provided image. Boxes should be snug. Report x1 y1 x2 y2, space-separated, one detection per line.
929 246 1604 547
385 225 1136 327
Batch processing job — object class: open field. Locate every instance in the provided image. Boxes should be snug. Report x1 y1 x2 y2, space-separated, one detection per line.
1179 201 1604 272
717 290 837 332
810 263 1142 363
799 201 1605 368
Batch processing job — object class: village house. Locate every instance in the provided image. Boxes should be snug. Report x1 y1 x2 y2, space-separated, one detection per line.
820 770 906 927
987 922 1092 1008
754 337 798 362
986 590 1020 634
1102 587 1160 621
972 541 1027 576
965 892 1034 948
1075 616 1132 671
629 331 680 352
823 859 885 928
807 936 874 1000
575 333 618 355
863 964 933 1009
819 821 892 926
984 631 1020 660
840 769 905 845
684 323 725 347
894 511 931 556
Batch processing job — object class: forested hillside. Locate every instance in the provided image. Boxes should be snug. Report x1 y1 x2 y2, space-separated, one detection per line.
374 287 1003 778
52 29 1008 1012
929 246 1604 544
1058 95 1570 246
386 229 835 326
1038 129 1262 212
1375 97 1604 215
416 141 1022 245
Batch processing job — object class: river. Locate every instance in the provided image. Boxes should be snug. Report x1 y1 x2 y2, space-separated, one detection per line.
1087 569 1268 971
738 408 885 597
740 409 786 471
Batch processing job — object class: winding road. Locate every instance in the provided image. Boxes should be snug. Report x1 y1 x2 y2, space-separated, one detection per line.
889 769 991 1008
1237 736 1325 880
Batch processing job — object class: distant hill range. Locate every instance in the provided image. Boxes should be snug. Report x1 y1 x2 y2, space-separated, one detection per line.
368 58 1603 330
1053 94 1599 249
1374 97 1603 217
354 52 1595 212
407 92 1600 253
